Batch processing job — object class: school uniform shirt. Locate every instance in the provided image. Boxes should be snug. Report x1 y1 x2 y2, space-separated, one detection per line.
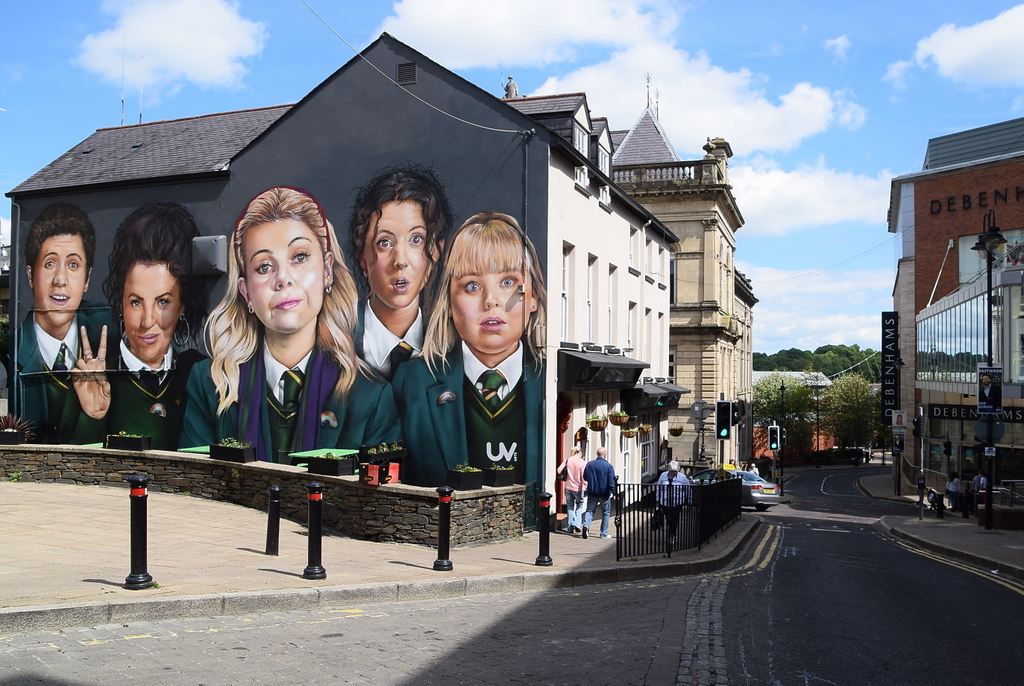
358 300 424 381
391 345 544 488
180 347 401 462
14 301 112 444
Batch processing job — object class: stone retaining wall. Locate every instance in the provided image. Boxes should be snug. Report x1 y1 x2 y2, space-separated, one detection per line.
0 446 525 547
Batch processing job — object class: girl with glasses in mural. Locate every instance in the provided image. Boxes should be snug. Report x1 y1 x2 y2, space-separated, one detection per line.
71 202 208 449
348 164 454 382
392 212 546 487
181 187 400 462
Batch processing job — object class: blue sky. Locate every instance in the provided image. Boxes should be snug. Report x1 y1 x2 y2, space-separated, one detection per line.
4 1 1024 354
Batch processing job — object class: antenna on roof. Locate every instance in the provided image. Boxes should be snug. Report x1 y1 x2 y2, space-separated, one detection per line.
120 32 125 126
645 72 651 109
139 55 144 124
655 88 660 119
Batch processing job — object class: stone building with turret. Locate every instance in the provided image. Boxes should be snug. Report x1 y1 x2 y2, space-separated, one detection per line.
613 109 756 468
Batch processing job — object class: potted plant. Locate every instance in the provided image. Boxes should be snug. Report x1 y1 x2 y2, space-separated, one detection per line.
668 426 684 436
294 449 359 477
482 464 516 487
586 414 608 432
0 415 33 445
209 438 256 463
620 428 639 439
105 431 152 451
447 462 484 490
638 423 653 435
359 440 408 464
608 411 630 426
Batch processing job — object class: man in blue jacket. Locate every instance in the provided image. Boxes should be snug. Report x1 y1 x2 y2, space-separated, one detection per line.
582 447 616 539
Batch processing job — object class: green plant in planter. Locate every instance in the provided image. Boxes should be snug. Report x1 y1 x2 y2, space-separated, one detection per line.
453 462 482 472
318 452 349 460
217 438 253 448
586 414 606 423
492 464 515 471
113 430 142 438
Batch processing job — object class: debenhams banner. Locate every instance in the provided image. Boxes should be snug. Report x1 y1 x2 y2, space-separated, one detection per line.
929 403 1024 424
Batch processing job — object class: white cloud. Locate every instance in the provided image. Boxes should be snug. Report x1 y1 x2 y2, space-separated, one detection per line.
883 60 913 90
895 5 1024 88
76 0 266 102
738 263 893 352
1 217 9 247
380 0 865 155
823 35 851 62
730 159 893 236
379 0 676 69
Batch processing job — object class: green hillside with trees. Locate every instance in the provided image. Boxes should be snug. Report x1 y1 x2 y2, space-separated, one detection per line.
753 344 880 383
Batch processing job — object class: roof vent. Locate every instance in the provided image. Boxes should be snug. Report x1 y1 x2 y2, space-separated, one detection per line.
396 62 416 85
80 149 93 156
131 142 144 150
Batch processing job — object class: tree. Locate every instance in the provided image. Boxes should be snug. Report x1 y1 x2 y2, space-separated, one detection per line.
752 372 815 460
821 373 875 449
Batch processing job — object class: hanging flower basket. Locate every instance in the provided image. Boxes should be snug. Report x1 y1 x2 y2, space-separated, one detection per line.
588 418 608 432
668 426 684 437
638 424 653 435
608 412 630 426
620 429 639 438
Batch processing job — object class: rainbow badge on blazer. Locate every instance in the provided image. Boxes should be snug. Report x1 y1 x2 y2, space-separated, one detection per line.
149 403 167 417
437 391 456 406
320 411 338 428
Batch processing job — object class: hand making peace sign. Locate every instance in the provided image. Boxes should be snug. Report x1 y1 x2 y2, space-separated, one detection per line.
72 324 110 420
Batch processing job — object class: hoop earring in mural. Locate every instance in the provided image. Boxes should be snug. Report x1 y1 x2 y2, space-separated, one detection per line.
325 284 332 294
173 314 191 347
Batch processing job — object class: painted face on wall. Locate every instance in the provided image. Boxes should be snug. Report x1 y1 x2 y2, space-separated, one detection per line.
238 219 332 344
450 269 536 369
122 262 183 369
26 234 90 340
360 201 435 320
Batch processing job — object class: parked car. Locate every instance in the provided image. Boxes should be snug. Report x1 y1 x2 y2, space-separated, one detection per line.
689 468 781 511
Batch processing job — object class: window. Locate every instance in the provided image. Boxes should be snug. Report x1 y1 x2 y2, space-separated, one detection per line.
562 245 572 341
598 147 610 176
668 347 676 382
629 228 636 268
575 165 589 189
573 123 588 154
639 416 654 476
669 259 676 304
587 255 596 342
607 266 616 343
627 302 636 349
599 185 610 205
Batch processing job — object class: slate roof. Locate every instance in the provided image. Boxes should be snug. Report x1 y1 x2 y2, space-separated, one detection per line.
612 108 680 166
504 93 587 118
923 116 1024 171
610 129 628 152
9 104 292 195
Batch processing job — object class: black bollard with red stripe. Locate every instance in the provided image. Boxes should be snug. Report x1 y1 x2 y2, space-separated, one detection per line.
302 481 327 580
124 473 155 590
433 486 454 571
535 491 553 566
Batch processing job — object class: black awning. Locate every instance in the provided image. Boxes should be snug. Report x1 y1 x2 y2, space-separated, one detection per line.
557 349 649 392
621 382 691 414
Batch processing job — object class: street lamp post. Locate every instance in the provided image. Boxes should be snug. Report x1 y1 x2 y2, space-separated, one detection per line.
971 208 1005 532
779 381 786 494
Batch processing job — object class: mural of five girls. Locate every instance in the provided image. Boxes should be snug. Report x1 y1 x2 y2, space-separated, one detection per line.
16 165 546 488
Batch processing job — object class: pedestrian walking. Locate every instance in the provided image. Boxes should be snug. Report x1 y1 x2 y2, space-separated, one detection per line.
557 446 587 533
582 447 616 539
656 461 690 543
946 471 960 512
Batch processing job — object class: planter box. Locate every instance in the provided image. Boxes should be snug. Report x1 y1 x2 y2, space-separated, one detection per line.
359 444 408 465
0 431 25 445
105 435 152 451
360 461 399 485
482 469 515 487
307 455 358 476
209 444 257 463
447 469 484 491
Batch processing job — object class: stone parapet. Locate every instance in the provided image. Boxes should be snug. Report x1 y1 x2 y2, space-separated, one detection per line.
0 446 525 547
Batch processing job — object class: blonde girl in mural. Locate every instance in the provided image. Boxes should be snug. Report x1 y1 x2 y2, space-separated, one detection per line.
181 187 400 462
392 211 546 487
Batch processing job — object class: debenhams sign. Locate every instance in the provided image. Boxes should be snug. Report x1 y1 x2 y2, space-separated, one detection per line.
929 403 1024 423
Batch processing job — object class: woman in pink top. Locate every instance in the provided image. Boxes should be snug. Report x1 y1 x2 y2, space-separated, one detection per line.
557 446 588 533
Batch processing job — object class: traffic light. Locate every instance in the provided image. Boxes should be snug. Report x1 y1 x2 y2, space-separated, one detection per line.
912 416 923 438
781 428 788 447
731 401 742 426
768 425 780 451
715 401 732 440
943 440 952 456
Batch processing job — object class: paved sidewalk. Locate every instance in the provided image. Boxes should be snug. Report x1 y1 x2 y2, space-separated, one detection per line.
0 481 760 633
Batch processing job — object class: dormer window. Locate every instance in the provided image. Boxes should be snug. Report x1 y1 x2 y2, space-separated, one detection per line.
598 148 610 176
573 123 588 155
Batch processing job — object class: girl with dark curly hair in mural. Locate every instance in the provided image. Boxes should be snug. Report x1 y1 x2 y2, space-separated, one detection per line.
70 202 210 449
181 187 400 462
348 164 454 381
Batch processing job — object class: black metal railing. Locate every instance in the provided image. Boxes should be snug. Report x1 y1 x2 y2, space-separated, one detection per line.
614 479 742 561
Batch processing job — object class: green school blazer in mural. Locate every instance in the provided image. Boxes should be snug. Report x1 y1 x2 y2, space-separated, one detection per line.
391 348 544 488
179 350 401 461
15 301 112 444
